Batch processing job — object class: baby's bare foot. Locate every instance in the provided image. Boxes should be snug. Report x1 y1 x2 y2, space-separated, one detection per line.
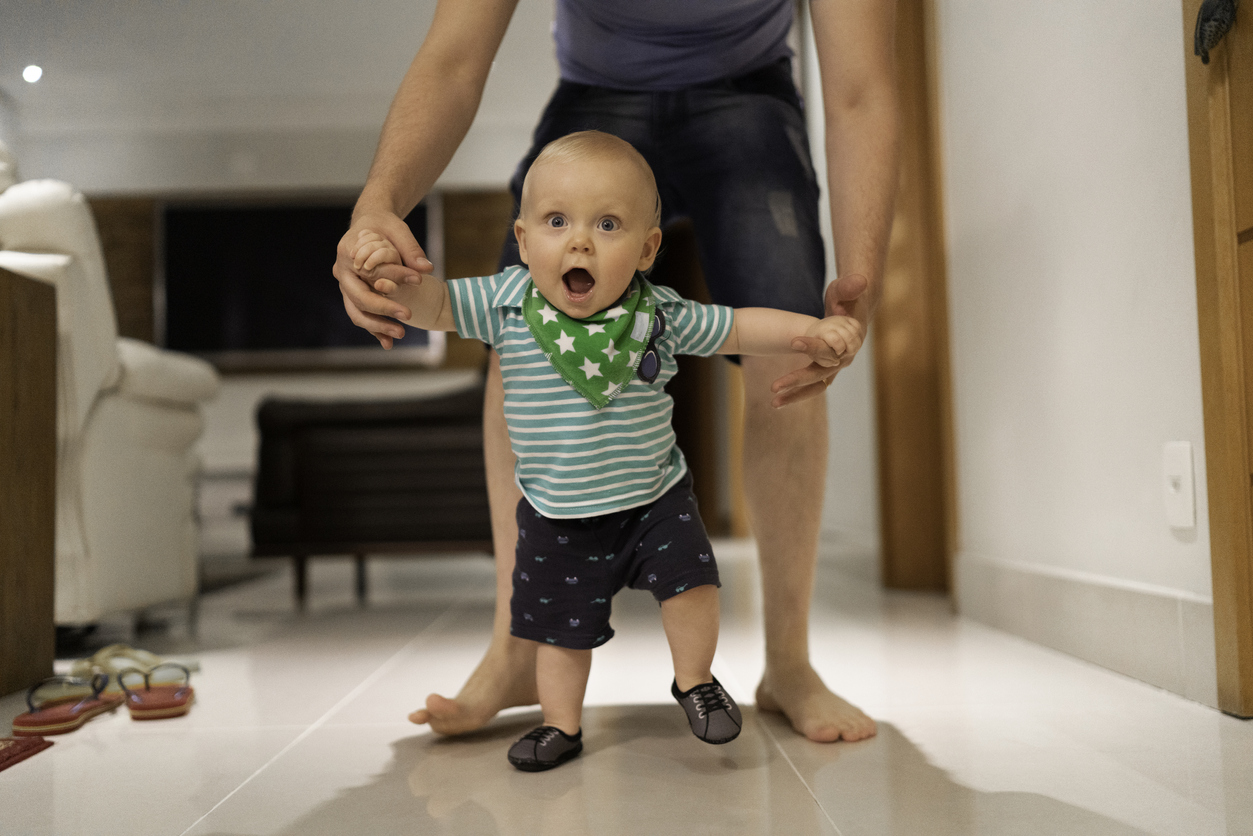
756 663 876 742
409 640 539 736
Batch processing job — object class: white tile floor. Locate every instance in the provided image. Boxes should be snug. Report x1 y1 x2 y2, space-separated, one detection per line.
3 540 1251 836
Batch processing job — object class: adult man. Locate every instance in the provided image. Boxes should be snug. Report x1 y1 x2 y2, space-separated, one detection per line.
333 0 897 743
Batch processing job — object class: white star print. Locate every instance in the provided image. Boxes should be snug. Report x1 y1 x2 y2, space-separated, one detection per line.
629 350 639 367
554 331 576 354
580 357 602 379
586 323 607 335
603 305 628 319
532 287 541 297
603 339 620 362
539 306 559 324
602 381 618 397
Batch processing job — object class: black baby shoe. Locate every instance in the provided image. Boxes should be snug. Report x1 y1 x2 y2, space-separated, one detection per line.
672 677 742 744
507 725 583 771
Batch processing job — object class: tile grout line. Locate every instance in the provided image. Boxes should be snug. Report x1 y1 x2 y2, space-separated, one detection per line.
713 655 844 836
756 716 845 836
177 601 466 836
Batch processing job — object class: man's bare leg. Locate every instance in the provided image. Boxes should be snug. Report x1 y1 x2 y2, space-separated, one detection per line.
740 355 876 743
408 350 539 733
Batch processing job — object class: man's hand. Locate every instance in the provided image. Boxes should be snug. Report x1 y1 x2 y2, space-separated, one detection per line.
825 272 870 326
770 273 871 406
332 211 433 349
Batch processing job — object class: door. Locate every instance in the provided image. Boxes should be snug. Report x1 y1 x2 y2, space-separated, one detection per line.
1182 0 1253 717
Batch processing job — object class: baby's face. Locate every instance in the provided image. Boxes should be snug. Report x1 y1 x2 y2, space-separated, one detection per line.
514 155 662 319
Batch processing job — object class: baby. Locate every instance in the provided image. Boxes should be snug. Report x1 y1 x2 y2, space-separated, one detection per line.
351 130 862 771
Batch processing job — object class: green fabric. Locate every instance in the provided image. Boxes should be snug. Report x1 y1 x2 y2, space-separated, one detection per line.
522 275 656 409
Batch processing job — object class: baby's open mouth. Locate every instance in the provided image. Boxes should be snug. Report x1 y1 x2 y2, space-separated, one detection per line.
563 268 596 298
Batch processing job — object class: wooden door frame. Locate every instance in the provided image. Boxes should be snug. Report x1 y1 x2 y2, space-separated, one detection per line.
1181 0 1253 717
874 0 956 592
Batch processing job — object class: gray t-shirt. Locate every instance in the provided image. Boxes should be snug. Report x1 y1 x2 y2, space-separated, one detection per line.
554 0 794 91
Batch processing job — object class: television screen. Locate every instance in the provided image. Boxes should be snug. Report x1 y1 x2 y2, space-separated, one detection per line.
162 200 441 369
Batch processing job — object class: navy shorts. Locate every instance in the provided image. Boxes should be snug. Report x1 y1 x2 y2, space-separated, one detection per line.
510 472 721 650
498 58 826 319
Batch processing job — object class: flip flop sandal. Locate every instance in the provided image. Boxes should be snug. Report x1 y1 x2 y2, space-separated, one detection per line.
70 644 200 693
11 674 124 737
117 663 195 721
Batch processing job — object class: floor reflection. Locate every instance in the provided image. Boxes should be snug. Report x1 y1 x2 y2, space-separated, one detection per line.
760 715 1152 836
198 707 1156 836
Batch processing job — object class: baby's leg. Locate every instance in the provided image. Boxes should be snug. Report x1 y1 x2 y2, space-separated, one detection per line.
661 584 742 744
659 584 720 692
507 642 589 771
536 643 591 736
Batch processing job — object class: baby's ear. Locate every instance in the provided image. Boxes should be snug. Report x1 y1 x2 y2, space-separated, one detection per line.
637 226 663 270
514 219 530 263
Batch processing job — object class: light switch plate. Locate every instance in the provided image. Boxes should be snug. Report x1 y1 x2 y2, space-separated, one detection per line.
1162 441 1195 529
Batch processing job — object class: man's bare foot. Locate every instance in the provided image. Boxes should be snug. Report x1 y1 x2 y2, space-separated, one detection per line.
755 663 876 742
409 639 539 736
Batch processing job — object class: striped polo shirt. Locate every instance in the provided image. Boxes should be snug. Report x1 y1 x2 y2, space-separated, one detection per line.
448 266 734 519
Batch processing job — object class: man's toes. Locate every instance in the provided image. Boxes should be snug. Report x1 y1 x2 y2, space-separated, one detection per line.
841 718 878 742
409 694 463 730
803 724 845 743
426 693 459 718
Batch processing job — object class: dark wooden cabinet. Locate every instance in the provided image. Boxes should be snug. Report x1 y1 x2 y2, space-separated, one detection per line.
0 267 57 696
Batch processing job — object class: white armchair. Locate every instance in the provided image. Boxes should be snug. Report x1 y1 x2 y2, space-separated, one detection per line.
0 154 220 626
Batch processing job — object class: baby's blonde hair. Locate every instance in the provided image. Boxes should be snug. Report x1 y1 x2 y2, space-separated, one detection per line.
521 130 662 226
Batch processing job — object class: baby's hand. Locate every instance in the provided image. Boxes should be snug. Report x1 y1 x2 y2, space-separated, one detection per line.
791 315 865 369
350 230 411 295
770 314 865 407
352 230 403 273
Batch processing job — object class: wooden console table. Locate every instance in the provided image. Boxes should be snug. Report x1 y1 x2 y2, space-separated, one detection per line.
0 267 56 696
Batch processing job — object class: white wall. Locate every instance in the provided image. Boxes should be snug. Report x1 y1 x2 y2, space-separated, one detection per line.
1 0 559 194
936 0 1216 705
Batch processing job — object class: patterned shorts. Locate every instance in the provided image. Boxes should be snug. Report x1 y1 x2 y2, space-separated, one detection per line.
510 472 721 650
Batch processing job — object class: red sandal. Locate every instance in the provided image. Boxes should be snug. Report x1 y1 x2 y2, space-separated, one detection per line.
117 663 194 720
11 674 123 737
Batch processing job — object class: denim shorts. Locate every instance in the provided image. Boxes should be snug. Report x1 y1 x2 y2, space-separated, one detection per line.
497 58 826 318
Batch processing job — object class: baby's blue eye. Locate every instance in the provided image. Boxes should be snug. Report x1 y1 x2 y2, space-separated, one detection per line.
548 216 566 228
598 219 617 232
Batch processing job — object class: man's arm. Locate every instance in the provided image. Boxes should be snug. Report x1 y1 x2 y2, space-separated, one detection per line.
773 0 899 404
813 0 898 322
332 0 521 347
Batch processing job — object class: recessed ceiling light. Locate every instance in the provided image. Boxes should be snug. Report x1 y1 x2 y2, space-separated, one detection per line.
23 65 43 83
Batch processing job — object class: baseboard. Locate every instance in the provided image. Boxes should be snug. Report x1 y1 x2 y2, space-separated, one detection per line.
956 553 1219 709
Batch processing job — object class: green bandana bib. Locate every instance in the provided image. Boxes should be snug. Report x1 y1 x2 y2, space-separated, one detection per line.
522 275 657 409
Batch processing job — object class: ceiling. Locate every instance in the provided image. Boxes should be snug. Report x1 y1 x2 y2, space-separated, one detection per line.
0 0 558 192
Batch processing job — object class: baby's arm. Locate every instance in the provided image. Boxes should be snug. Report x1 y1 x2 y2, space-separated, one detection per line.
717 308 864 364
351 230 455 332
719 309 863 407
